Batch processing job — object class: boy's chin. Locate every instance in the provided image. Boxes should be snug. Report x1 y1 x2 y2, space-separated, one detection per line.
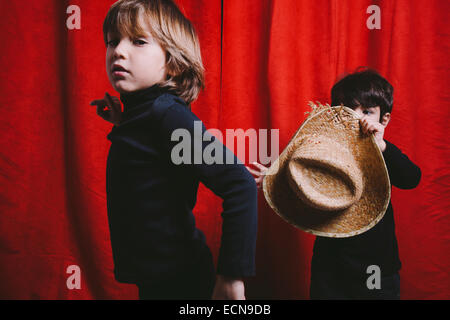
111 81 160 94
111 84 135 95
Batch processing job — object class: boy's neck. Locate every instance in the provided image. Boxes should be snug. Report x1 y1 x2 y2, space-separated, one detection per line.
120 84 165 110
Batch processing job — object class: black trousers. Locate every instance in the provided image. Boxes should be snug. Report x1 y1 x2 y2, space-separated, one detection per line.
310 269 400 300
137 250 216 300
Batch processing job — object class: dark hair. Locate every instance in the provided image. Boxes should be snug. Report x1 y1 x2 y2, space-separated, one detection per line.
331 68 393 119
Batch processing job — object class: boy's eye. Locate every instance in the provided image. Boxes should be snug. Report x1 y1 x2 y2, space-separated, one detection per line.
107 40 118 47
363 110 372 115
133 39 147 45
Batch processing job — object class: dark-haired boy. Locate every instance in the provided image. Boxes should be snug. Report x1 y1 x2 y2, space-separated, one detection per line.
248 69 421 299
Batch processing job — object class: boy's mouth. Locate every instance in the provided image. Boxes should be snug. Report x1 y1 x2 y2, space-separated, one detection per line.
111 64 129 73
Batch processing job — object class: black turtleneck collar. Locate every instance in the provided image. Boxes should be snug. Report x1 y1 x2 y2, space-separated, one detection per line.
120 84 167 111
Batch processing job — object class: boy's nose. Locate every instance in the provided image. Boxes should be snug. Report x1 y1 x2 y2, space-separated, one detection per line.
112 41 128 59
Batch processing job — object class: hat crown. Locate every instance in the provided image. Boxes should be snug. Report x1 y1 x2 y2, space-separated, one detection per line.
287 136 363 212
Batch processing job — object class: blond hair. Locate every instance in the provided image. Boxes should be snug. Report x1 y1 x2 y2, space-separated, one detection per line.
103 0 204 104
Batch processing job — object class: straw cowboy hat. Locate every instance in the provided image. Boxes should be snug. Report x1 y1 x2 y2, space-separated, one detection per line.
262 102 390 238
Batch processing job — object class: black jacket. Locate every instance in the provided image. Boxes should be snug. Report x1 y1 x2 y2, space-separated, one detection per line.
106 85 258 284
312 140 421 278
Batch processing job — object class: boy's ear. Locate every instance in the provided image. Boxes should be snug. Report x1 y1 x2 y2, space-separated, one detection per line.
381 113 391 126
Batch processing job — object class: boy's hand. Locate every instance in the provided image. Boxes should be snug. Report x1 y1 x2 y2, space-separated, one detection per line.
246 162 269 189
90 92 122 126
360 117 387 152
212 275 245 300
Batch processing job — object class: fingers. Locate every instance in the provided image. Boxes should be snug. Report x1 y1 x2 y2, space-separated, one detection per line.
90 93 121 113
110 95 122 113
246 162 269 178
90 92 117 109
245 166 261 177
105 92 122 114
251 161 268 172
360 118 382 135
255 176 264 189
360 118 368 134
104 92 114 109
90 93 123 125
89 97 110 121
90 99 107 117
252 162 269 171
246 162 268 190
90 99 106 107
90 99 108 114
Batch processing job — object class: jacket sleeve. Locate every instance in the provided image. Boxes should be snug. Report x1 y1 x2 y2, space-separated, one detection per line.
383 140 421 190
154 98 258 278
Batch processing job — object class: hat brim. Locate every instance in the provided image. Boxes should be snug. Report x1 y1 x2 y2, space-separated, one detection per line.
263 104 391 238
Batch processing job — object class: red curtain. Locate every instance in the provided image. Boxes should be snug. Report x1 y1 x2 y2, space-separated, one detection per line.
0 0 448 299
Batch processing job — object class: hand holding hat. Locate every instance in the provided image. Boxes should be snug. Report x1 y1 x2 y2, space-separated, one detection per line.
263 102 390 238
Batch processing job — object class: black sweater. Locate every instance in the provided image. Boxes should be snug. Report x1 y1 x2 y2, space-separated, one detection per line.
312 140 421 278
106 85 258 284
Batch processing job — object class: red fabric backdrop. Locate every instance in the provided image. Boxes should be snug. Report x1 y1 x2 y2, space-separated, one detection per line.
0 0 448 299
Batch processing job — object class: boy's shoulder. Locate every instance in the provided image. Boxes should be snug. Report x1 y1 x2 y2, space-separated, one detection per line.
152 93 197 119
152 92 191 118
154 92 186 109
383 140 403 155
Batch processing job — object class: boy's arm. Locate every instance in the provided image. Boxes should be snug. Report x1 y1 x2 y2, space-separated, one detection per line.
155 99 258 294
359 118 421 189
383 140 421 189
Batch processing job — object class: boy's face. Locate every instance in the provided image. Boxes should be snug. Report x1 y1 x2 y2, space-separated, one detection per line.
105 22 166 94
353 105 389 125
